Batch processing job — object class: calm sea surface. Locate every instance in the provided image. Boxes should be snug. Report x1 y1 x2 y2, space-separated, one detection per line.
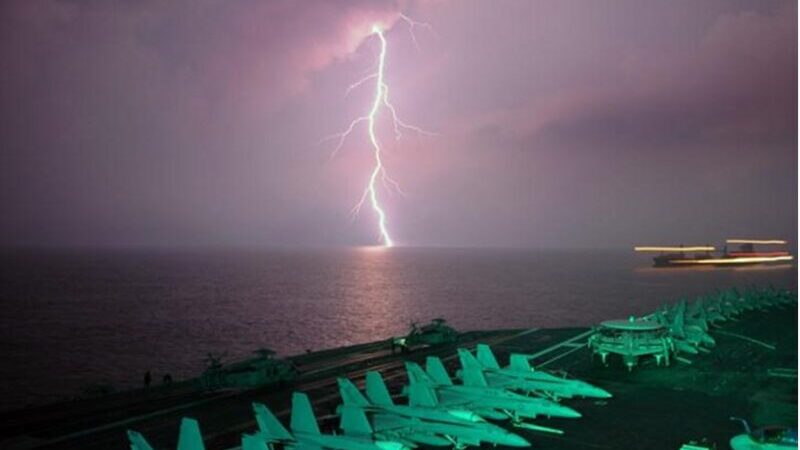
0 247 795 410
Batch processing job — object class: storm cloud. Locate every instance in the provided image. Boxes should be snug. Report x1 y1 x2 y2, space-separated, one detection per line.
0 0 795 248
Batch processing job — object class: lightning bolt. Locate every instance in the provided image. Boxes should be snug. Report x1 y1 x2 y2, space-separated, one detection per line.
362 25 393 246
322 22 435 247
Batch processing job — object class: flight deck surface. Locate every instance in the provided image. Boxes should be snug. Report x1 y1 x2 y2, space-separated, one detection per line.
0 306 796 450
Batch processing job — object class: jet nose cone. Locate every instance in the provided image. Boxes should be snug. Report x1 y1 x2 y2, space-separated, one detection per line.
554 404 582 418
376 441 411 450
592 386 613 398
583 384 612 398
729 434 751 450
502 431 531 447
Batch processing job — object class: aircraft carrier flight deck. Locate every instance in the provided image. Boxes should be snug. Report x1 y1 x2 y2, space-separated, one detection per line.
0 290 796 450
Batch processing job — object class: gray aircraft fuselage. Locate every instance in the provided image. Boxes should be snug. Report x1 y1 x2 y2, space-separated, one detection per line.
367 410 530 448
292 430 407 450
481 370 611 399
433 384 581 419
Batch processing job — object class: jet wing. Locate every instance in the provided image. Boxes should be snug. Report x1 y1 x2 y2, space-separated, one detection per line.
372 412 413 431
288 444 324 450
371 418 453 448
482 372 517 388
433 389 510 421
435 389 480 409
373 413 446 436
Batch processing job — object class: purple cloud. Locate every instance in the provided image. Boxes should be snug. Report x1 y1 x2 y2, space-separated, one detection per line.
0 0 795 247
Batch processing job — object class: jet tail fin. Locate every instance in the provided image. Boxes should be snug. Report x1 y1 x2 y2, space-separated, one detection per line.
291 392 321 435
253 402 293 441
509 354 533 372
339 405 374 436
365 371 394 406
476 344 501 369
241 434 269 450
128 418 205 450
177 418 205 450
407 382 439 408
338 377 371 407
405 361 435 386
461 366 489 387
425 357 453 385
458 348 482 370
127 430 155 450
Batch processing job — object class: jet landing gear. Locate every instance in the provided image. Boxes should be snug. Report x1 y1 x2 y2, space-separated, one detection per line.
530 389 562 403
505 410 565 435
444 435 469 450
513 420 564 435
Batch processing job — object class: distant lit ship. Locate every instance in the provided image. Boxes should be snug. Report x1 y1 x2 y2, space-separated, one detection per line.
635 239 794 267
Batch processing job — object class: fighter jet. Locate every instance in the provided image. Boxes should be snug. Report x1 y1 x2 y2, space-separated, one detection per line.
128 417 206 450
653 301 715 355
416 356 581 422
246 392 410 450
729 417 798 450
459 344 612 400
337 372 530 448
405 358 580 433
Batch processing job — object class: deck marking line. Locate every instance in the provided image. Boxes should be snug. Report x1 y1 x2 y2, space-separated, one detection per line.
714 330 776 350
538 342 587 368
36 392 232 446
527 329 594 361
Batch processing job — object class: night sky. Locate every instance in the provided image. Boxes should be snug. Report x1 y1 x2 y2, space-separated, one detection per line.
1 1 796 248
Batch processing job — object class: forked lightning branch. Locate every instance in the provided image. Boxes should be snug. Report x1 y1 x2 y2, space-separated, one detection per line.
324 22 434 247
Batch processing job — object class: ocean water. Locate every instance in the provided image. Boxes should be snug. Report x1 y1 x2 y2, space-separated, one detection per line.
0 247 795 410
